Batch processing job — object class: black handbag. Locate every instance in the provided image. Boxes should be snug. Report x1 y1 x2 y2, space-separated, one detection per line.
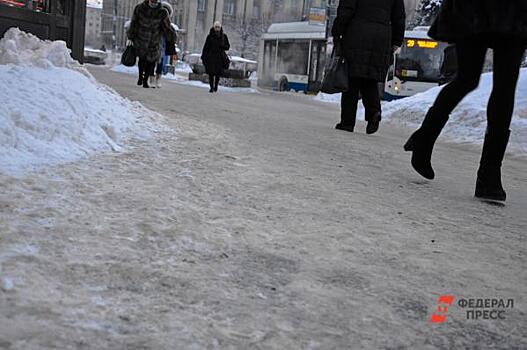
222 51 231 70
321 42 349 94
121 44 137 67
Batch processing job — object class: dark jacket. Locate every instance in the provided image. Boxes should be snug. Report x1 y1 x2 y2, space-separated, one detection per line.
332 0 406 82
201 28 230 76
127 1 177 62
429 0 527 43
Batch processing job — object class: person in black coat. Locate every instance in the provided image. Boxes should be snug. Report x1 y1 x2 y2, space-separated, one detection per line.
332 0 406 134
404 0 527 202
201 21 230 93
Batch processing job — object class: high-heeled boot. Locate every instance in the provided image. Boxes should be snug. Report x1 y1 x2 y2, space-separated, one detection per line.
475 129 510 201
404 107 449 180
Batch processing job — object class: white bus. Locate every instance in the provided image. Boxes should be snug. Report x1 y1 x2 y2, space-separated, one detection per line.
384 27 448 101
258 21 327 93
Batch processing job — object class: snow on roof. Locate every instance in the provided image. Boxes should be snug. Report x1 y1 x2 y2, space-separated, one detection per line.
267 21 326 34
404 30 433 40
86 0 102 9
263 21 326 40
231 56 257 64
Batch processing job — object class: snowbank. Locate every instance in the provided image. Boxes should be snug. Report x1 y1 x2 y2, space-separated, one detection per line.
316 69 527 155
0 28 76 69
0 28 157 176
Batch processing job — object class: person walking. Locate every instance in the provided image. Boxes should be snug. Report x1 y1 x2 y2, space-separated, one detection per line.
404 0 527 202
201 21 230 93
127 0 177 88
332 0 406 134
149 1 175 88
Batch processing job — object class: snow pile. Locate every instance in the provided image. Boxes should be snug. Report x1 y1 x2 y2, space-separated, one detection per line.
315 69 527 155
0 28 158 176
382 69 527 155
0 28 77 69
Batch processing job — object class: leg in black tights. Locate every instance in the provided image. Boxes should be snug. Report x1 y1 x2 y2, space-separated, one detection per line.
475 37 526 201
487 38 525 133
209 74 214 92
405 37 487 179
214 75 220 91
138 58 146 85
431 39 487 117
143 60 155 87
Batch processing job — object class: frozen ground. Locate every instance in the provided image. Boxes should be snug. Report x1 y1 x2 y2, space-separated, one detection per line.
0 64 526 349
316 69 527 156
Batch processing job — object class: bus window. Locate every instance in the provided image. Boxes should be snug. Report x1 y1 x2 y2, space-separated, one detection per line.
395 39 446 83
277 41 309 76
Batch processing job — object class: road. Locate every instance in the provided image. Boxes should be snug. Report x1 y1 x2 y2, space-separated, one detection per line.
0 67 525 349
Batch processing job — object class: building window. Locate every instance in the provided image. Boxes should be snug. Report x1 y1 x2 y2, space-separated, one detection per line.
223 0 235 16
252 0 260 18
197 0 206 12
0 0 50 12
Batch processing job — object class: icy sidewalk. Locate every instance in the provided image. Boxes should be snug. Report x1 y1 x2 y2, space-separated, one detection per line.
0 28 160 176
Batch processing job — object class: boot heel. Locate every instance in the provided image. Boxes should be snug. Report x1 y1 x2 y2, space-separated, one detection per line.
404 137 415 152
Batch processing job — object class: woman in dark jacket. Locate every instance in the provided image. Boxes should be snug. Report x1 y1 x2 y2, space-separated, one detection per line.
202 21 230 93
332 0 406 134
127 0 177 88
404 0 527 201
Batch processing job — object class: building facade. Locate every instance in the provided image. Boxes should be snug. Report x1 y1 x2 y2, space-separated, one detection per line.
0 0 86 61
85 3 103 48
180 0 311 59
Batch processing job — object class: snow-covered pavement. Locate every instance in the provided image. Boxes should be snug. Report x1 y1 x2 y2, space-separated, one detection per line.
0 64 526 349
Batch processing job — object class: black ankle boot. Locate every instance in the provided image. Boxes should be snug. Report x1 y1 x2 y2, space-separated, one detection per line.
475 129 510 201
366 113 381 135
335 123 354 132
137 76 143 86
143 79 150 88
404 107 448 180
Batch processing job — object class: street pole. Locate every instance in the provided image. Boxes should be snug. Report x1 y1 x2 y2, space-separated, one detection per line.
213 0 218 23
112 0 117 50
242 0 248 57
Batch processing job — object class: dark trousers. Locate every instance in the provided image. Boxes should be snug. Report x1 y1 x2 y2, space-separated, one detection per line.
209 74 220 90
430 35 525 133
138 58 155 82
341 78 382 127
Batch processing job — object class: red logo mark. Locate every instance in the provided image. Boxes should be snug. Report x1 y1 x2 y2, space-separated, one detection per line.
431 295 455 323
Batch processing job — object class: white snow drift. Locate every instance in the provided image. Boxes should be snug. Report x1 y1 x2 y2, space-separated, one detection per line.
316 69 527 156
0 28 158 176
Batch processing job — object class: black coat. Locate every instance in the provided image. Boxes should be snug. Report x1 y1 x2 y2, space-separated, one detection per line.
201 28 230 76
127 1 177 62
332 0 406 82
429 0 527 43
